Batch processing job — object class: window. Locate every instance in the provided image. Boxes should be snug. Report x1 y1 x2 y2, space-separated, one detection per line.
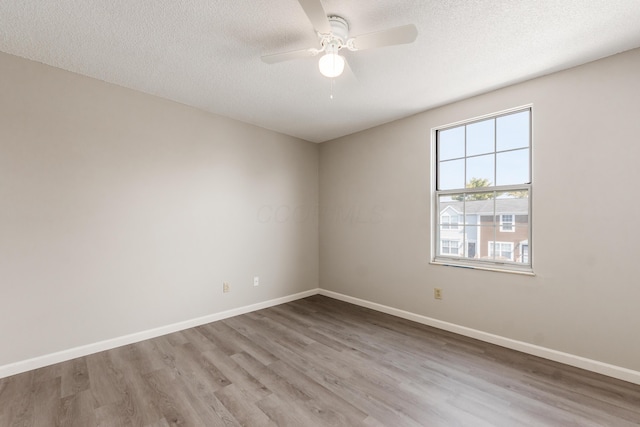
433 107 532 272
489 242 514 261
500 214 514 232
441 239 460 256
442 213 459 230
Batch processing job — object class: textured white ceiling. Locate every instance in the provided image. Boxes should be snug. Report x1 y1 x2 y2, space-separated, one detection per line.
1 0 640 142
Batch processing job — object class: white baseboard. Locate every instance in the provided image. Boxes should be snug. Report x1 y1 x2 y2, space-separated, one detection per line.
0 288 319 379
319 289 640 386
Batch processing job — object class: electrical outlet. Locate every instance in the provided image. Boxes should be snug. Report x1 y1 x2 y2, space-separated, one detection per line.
434 288 442 300
253 276 259 287
223 282 230 293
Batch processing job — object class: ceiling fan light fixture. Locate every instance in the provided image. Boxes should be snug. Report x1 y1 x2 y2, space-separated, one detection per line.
261 2 418 82
318 52 345 78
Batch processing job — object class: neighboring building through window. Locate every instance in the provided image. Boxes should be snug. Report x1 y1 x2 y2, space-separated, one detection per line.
520 242 529 263
433 107 532 272
441 239 460 255
441 211 460 230
500 214 514 232
489 241 514 261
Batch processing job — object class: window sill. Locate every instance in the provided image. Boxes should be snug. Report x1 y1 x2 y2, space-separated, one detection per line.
430 260 535 276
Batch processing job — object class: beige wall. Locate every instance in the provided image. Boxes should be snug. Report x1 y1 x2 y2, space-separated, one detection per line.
0 52 319 367
320 48 640 372
3 46 640 375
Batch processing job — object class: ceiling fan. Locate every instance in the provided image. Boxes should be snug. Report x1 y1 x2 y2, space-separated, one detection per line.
261 0 418 78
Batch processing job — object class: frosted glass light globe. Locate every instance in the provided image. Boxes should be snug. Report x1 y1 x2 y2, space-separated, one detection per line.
319 53 345 78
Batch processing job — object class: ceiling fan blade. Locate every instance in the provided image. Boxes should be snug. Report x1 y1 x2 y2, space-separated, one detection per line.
297 0 331 34
261 48 318 64
351 24 418 51
342 58 359 83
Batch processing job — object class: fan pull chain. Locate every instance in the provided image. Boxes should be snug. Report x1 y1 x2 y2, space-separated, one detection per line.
330 78 334 100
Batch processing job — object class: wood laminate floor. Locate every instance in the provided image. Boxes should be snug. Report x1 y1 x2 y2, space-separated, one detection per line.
1 295 639 426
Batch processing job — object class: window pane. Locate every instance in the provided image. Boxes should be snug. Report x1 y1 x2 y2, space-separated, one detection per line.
496 149 529 185
439 197 464 243
488 241 514 261
438 127 465 160
439 224 464 238
519 239 530 264
496 189 529 201
500 214 514 232
463 239 479 259
467 119 494 156
465 212 479 226
440 214 460 230
466 154 494 188
439 193 463 208
464 193 494 228
495 192 528 229
500 243 513 261
513 227 530 263
439 159 464 190
477 225 496 259
439 236 462 257
497 110 529 151
463 227 480 259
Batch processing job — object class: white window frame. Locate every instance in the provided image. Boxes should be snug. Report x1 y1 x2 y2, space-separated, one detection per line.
431 105 533 274
500 214 514 232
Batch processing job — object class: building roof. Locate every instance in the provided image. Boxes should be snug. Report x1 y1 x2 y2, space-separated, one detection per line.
441 198 528 215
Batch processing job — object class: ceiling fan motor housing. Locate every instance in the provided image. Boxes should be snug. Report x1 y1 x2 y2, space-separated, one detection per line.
326 16 349 45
